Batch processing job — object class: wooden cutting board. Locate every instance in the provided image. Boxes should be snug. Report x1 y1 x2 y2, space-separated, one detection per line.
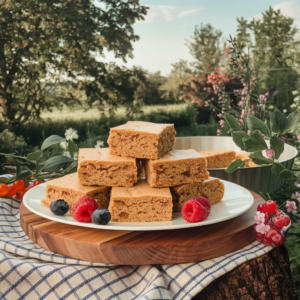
20 191 263 265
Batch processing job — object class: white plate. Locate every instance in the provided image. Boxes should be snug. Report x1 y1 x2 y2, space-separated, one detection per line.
23 180 254 231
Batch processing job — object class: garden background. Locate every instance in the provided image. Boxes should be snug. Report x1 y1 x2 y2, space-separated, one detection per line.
1 0 300 297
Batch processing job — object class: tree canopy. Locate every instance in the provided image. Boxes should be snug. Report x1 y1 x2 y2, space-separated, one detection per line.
0 0 148 122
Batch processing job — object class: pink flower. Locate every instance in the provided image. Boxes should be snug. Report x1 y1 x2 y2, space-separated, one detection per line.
291 192 300 203
297 135 300 143
294 182 300 188
263 149 275 158
259 94 266 101
217 129 222 136
247 130 251 135
219 120 225 127
286 201 297 214
254 211 266 225
255 223 271 234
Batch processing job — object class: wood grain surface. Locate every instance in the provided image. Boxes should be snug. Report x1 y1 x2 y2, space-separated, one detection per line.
20 191 264 265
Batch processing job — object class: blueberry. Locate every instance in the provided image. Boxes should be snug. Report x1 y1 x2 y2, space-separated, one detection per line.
92 209 111 225
50 199 69 216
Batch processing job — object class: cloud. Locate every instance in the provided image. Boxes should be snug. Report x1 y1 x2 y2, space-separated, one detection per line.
142 5 205 23
250 1 300 31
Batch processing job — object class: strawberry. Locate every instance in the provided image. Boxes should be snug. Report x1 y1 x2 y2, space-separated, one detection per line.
181 200 208 223
71 196 98 222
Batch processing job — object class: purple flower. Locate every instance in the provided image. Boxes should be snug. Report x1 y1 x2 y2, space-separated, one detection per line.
286 201 297 214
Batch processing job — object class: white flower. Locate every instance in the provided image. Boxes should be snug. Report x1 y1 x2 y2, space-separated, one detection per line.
268 105 274 110
63 151 71 158
292 90 298 95
65 128 78 141
60 141 68 150
73 153 78 160
290 104 297 109
283 109 287 113
95 140 104 148
294 96 300 102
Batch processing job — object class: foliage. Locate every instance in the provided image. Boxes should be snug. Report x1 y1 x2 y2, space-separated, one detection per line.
0 0 148 122
236 7 300 113
186 23 224 74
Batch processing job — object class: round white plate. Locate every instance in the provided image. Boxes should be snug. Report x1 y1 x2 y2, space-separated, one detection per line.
23 180 254 231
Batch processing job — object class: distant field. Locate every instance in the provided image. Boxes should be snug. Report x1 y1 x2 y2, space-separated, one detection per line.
39 103 189 120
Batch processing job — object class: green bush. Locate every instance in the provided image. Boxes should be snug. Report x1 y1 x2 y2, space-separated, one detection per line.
0 104 220 154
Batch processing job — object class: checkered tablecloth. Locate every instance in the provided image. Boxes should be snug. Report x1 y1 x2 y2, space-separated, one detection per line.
0 198 273 300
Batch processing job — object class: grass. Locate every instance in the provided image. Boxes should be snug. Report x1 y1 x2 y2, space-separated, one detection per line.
40 103 189 120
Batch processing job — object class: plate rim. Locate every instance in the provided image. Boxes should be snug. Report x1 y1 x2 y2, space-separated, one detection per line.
23 179 254 231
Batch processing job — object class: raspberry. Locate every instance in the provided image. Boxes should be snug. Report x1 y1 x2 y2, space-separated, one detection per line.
273 217 285 230
264 200 277 214
255 232 265 243
284 215 290 226
263 229 278 246
190 196 211 218
273 234 285 247
276 209 284 216
71 196 98 222
271 232 283 244
257 203 266 213
181 200 208 223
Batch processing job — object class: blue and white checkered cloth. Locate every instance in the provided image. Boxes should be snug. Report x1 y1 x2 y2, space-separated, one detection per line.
0 198 273 300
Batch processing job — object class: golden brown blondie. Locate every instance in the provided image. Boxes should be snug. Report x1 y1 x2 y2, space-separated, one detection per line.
145 149 209 188
109 180 172 222
107 121 176 159
171 177 225 211
198 150 236 168
78 148 137 187
42 173 111 210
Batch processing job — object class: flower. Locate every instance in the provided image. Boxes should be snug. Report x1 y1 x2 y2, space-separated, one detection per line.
247 130 251 135
283 109 287 113
292 90 298 95
290 103 297 109
217 129 222 136
73 153 78 160
63 151 71 158
255 223 271 234
291 192 300 203
60 141 68 150
65 128 78 141
259 94 266 101
262 149 275 158
294 182 300 188
294 96 300 102
297 135 300 143
254 211 266 225
286 201 297 214
219 120 225 128
95 140 104 148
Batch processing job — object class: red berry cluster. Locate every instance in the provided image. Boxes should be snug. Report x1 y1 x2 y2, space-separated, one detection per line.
181 196 211 223
255 200 290 247
0 180 43 200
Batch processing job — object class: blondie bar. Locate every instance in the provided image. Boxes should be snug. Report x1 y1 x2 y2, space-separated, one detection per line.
78 148 137 187
107 121 176 159
198 150 236 168
145 149 209 187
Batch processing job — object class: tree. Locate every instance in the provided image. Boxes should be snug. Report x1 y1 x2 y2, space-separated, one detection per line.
186 24 224 74
0 0 148 123
236 7 300 112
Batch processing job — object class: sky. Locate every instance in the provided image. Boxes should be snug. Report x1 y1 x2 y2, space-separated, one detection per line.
104 0 300 75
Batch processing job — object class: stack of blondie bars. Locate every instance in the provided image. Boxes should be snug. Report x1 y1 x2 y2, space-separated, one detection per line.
42 121 225 222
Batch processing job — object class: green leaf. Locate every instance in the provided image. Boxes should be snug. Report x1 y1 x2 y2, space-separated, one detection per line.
224 113 241 131
33 175 46 183
278 169 296 181
0 176 11 184
284 111 298 133
270 136 284 159
249 151 272 165
231 131 249 151
271 162 285 177
42 173 65 179
247 115 271 137
41 135 65 151
64 160 78 174
244 130 268 152
27 151 42 164
225 158 249 173
15 167 32 181
259 192 268 201
67 140 78 159
6 155 21 178
270 110 288 135
42 155 74 172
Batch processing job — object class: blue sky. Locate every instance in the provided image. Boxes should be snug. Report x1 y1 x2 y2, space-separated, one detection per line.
105 1 300 75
